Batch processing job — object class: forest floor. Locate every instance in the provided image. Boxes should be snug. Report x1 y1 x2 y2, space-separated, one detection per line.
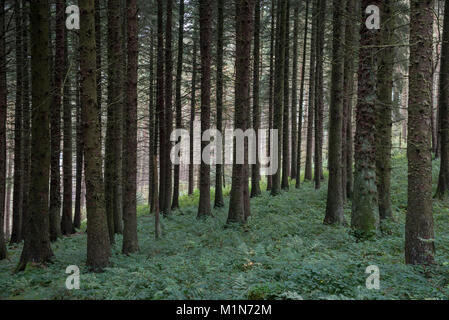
1 153 449 300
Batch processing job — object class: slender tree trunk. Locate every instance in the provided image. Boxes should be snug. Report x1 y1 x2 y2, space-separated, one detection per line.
11 0 23 244
281 0 290 190
436 0 449 199
149 30 157 212
296 0 309 189
215 0 226 206
74 32 83 230
95 0 102 147
79 0 111 271
251 0 262 197
228 0 254 223
324 0 346 226
0 0 7 260
405 0 436 265
122 0 139 254
267 0 275 191
271 0 286 196
290 3 299 180
172 0 185 209
197 0 212 218
189 32 197 196
304 0 317 182
17 0 54 272
376 0 394 219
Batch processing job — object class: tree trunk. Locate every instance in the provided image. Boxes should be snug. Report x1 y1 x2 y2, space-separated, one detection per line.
17 0 54 272
295 0 309 189
304 0 317 182
0 0 7 260
74 32 83 230
281 0 290 191
270 0 286 196
149 30 157 212
324 0 346 226
215 0 226 206
11 0 23 244
290 3 299 181
375 0 394 219
79 0 111 271
172 0 185 210
436 0 449 199
267 0 275 191
188 32 197 196
251 0 262 197
122 0 139 254
197 0 212 218
228 0 254 223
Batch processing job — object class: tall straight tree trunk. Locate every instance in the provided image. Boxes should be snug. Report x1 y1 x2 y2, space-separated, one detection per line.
0 0 7 260
296 0 309 188
215 0 225 206
156 0 166 211
436 0 449 198
62 19 74 236
149 30 157 212
314 0 325 190
266 0 275 191
405 0 436 265
79 0 111 271
17 0 54 271
342 0 356 202
270 0 286 196
304 0 317 182
163 0 173 217
251 0 262 197
290 3 299 180
197 0 212 218
122 0 139 254
74 32 83 230
172 0 185 209
376 0 394 219
351 0 380 235
21 0 30 241
95 0 102 147
281 0 290 190
188 32 197 196
324 0 346 226
228 0 254 223
11 0 23 244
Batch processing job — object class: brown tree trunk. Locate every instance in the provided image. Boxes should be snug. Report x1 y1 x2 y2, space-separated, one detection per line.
188 33 197 196
0 0 7 260
197 0 212 218
267 0 275 191
290 3 299 181
74 31 83 230
122 0 139 254
281 0 290 191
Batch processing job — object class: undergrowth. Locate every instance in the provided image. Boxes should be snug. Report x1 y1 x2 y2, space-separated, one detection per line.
1 153 449 300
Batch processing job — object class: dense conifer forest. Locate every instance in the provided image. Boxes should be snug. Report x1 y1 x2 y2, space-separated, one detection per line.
1 0 449 301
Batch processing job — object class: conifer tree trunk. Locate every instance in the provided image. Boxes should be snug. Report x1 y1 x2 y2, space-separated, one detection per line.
11 0 23 244
79 0 111 271
215 0 226 206
436 0 449 199
74 32 83 230
314 0 325 190
267 0 275 191
172 0 185 209
270 0 286 196
197 0 212 218
405 0 435 265
281 0 290 190
290 3 299 181
324 0 346 226
0 0 7 260
189 33 197 196
296 0 309 189
304 0 317 182
351 0 380 234
149 30 157 212
376 0 394 219
95 0 102 145
17 0 54 271
122 0 139 254
228 0 254 222
163 0 173 217
251 0 262 197
62 18 74 236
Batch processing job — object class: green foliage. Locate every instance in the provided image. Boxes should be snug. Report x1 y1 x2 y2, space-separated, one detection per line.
1 154 449 300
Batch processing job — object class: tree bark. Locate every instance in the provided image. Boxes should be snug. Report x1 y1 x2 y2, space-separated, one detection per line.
0 0 7 260
188 32 197 196
281 0 290 190
267 0 275 191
